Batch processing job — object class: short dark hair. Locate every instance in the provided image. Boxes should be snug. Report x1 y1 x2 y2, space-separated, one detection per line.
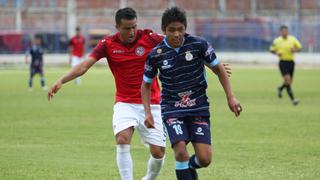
280 25 288 31
115 7 137 25
76 26 81 31
161 7 187 31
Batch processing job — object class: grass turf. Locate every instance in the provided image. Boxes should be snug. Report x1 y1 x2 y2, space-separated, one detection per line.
0 67 319 179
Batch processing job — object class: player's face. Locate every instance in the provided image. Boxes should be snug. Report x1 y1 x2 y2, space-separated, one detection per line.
281 28 288 38
116 18 137 44
163 22 186 48
35 38 41 46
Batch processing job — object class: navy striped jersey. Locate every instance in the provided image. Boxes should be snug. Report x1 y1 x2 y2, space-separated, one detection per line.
143 33 220 119
27 45 44 67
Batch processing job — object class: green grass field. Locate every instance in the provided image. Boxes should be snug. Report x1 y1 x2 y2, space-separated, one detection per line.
0 67 319 180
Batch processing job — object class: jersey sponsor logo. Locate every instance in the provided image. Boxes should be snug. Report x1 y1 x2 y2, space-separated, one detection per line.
195 127 204 135
161 60 172 69
185 51 193 61
112 49 125 54
135 46 145 56
175 90 196 108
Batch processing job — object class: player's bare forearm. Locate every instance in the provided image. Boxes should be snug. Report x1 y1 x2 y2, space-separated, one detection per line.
291 47 301 52
211 63 242 117
141 81 155 128
141 82 152 115
212 63 234 99
61 58 95 84
48 58 96 101
25 54 29 64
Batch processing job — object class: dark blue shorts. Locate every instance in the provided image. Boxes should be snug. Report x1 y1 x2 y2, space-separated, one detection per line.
30 66 43 76
163 116 211 146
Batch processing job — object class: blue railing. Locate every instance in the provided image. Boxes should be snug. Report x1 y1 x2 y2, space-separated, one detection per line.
0 0 59 8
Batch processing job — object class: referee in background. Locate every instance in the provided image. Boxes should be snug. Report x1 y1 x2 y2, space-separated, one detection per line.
270 25 302 105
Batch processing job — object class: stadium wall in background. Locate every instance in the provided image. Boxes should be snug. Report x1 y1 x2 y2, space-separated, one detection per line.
0 0 319 53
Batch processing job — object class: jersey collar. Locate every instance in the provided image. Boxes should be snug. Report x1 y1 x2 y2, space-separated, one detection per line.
163 34 188 53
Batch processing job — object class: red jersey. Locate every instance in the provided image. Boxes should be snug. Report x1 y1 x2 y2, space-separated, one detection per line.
69 35 85 57
89 29 164 104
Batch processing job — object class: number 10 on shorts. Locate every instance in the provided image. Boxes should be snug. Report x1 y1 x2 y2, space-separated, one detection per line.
173 124 183 135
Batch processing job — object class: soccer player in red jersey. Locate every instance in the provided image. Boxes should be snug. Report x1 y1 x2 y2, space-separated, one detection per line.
69 26 85 85
48 8 165 180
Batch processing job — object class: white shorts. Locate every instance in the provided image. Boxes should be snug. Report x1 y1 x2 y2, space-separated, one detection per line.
71 56 82 67
113 102 166 147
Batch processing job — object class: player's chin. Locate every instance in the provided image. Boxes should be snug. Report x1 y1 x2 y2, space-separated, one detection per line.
127 37 135 43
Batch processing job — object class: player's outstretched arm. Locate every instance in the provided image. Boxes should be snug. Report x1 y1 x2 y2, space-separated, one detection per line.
210 63 242 117
47 57 96 101
222 63 232 77
141 81 155 128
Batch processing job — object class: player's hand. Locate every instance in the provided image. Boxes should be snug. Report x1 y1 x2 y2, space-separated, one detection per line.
48 80 62 101
291 48 299 53
222 63 232 77
276 52 282 57
144 113 155 128
227 96 242 117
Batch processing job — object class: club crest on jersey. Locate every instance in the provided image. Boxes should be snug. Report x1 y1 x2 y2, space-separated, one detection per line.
135 46 145 56
175 90 196 108
157 48 162 54
185 51 193 61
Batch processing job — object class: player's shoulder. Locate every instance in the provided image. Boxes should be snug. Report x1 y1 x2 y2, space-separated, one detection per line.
141 29 162 37
140 29 164 45
273 36 283 43
147 41 166 59
185 34 210 49
188 34 207 43
97 33 118 45
288 35 299 41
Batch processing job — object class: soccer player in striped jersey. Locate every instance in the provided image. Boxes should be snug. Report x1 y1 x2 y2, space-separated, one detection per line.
141 7 242 180
270 25 302 105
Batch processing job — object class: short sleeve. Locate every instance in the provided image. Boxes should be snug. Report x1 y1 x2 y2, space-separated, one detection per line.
143 54 158 84
68 38 73 47
200 39 219 68
293 37 302 49
270 39 277 52
89 39 107 61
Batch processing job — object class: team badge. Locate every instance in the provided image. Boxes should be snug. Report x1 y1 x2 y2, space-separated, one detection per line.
157 48 162 54
135 46 145 56
185 51 193 61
